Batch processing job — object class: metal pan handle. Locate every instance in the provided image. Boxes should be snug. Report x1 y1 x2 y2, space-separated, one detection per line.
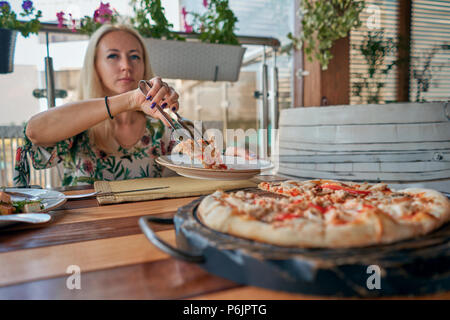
138 215 204 263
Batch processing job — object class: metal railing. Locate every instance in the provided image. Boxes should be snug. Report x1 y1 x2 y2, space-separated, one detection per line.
0 126 50 187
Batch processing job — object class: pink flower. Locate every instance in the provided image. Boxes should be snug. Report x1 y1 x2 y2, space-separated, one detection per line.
184 23 193 33
181 7 187 17
203 0 208 8
93 9 100 22
98 2 112 16
181 7 192 33
97 2 113 23
56 11 65 28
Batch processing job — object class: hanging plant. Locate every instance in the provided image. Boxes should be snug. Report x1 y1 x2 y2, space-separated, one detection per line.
0 1 42 73
141 0 245 82
189 0 239 45
0 0 42 37
130 0 184 40
288 0 365 70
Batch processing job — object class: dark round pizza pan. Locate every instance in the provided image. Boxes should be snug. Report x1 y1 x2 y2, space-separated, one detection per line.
139 193 450 298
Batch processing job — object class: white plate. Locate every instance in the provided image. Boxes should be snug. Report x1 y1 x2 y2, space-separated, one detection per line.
156 155 274 180
1 188 67 227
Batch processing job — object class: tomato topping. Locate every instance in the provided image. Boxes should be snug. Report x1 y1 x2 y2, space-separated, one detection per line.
275 213 300 221
308 203 326 214
291 199 303 205
321 184 370 195
289 189 300 197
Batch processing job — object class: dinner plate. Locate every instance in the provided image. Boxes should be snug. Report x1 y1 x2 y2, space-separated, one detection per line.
156 155 274 180
1 188 67 228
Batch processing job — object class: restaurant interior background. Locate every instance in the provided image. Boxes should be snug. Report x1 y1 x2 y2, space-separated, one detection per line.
0 0 449 188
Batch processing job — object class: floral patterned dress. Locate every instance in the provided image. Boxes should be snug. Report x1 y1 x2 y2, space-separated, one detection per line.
14 117 177 187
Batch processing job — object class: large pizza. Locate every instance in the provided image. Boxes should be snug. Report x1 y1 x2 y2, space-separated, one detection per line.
197 179 450 248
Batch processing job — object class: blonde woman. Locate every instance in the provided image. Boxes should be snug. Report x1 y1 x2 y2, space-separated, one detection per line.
14 24 180 186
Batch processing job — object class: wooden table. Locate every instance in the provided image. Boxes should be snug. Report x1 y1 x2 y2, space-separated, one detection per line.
0 186 449 300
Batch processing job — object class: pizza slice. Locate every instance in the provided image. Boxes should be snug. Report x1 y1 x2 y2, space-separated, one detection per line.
173 138 228 170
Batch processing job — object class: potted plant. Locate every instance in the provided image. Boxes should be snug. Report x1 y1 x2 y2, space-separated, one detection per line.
287 0 364 70
352 29 399 104
132 0 246 82
0 0 42 73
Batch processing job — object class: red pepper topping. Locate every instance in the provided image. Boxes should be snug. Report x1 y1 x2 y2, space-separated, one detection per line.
321 184 371 195
289 189 300 197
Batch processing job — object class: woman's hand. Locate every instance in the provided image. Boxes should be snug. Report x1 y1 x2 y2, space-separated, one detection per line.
129 77 180 125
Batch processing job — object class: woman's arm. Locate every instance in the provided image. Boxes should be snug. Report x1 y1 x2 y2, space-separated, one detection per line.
26 77 179 147
26 91 133 147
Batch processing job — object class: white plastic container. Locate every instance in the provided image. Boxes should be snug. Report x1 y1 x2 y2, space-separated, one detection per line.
278 102 450 183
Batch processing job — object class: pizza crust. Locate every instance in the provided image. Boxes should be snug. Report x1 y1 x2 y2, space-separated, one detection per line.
198 191 325 247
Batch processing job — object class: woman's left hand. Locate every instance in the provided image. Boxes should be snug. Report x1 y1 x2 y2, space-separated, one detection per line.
131 77 180 125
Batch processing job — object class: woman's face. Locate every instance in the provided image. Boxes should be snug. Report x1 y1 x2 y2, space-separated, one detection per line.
95 30 145 95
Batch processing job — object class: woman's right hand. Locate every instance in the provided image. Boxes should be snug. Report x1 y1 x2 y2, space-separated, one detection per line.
129 77 180 126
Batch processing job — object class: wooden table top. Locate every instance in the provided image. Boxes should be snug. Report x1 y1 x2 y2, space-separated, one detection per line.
0 184 449 300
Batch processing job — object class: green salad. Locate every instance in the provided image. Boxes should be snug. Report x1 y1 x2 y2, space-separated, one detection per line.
12 199 44 213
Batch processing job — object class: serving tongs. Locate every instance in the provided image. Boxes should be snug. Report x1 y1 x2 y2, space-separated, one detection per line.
138 80 203 148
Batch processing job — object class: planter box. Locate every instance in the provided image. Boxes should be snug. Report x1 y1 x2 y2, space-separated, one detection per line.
277 102 450 183
143 38 246 82
0 28 18 74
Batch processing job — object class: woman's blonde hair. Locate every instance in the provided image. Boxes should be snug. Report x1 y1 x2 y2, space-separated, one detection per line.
77 24 153 154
